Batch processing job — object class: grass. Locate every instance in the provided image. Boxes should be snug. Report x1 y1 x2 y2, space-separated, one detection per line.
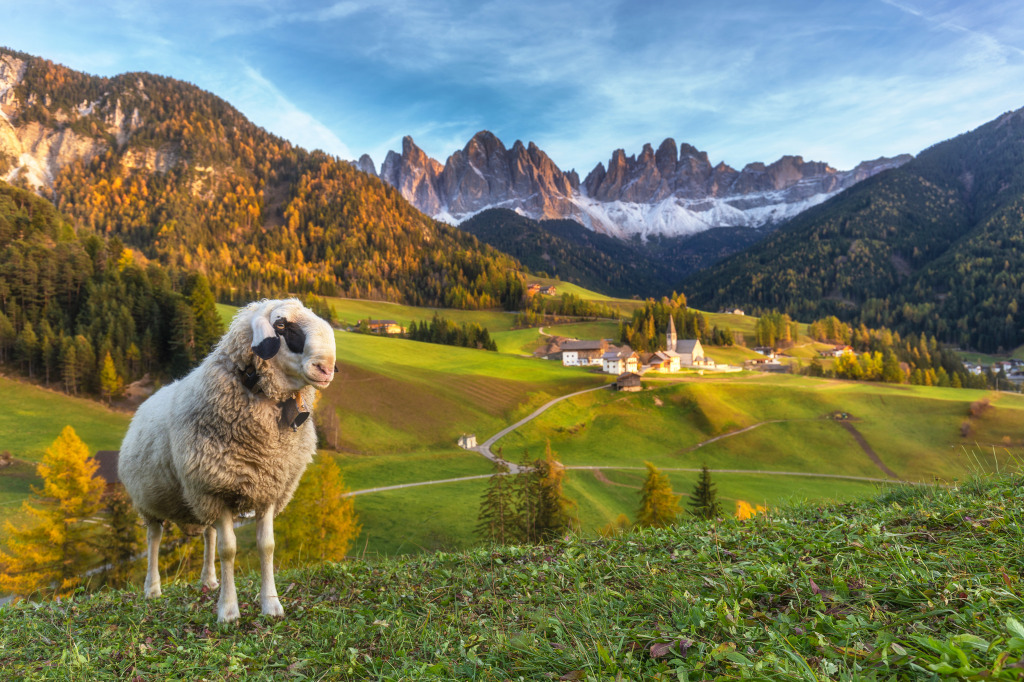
0 375 131 462
500 374 1024 484
4 473 1024 680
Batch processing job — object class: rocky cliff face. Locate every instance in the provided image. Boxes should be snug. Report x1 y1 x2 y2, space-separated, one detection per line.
0 52 172 191
372 130 911 239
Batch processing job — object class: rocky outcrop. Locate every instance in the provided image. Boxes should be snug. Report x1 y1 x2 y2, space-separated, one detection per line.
377 131 912 239
0 52 171 190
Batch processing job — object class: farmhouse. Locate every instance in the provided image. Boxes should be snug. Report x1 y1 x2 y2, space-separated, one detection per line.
367 319 405 335
644 350 680 373
539 285 557 296
602 346 639 375
616 372 643 392
458 434 477 449
561 339 608 367
821 345 854 358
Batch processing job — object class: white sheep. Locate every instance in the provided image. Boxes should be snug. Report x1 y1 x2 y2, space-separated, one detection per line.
117 298 337 623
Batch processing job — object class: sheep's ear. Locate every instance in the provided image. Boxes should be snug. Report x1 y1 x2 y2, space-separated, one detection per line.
251 315 281 359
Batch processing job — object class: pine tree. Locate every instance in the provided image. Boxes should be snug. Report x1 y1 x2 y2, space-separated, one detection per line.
688 465 721 520
0 426 105 597
276 454 360 566
476 463 516 544
96 485 142 588
636 461 681 528
528 442 576 542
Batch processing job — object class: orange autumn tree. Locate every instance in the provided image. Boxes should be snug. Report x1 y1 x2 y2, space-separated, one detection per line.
0 426 105 597
276 454 360 566
735 500 768 521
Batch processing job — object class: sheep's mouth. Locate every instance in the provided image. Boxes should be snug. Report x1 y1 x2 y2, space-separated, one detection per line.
308 377 333 390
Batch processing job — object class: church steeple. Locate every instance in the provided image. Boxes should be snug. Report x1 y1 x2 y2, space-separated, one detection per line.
666 315 677 352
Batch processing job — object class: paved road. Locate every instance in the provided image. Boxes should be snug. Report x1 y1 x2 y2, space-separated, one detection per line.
470 384 611 472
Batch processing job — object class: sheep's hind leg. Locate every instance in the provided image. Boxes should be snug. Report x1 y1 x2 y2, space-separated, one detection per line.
214 510 240 623
200 525 219 590
256 504 284 617
143 520 163 598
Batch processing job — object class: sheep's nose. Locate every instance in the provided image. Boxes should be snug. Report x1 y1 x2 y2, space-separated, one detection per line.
313 363 334 378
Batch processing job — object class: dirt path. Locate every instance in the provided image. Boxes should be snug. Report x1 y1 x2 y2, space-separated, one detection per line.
686 420 786 451
591 468 639 489
837 421 901 480
566 465 917 486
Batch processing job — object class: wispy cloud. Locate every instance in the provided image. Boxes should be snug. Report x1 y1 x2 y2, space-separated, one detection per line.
232 64 353 159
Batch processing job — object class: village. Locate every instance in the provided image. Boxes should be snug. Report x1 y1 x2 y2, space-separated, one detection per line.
535 316 741 392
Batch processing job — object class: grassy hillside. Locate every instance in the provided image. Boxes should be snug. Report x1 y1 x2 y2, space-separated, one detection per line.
500 374 1024 484
3 474 1023 680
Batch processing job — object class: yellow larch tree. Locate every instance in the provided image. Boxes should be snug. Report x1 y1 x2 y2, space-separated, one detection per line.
0 426 105 597
276 454 360 566
636 461 681 528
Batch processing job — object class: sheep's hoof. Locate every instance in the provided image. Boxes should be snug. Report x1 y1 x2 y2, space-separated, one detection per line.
261 597 285 618
144 585 162 599
218 602 240 624
201 578 220 591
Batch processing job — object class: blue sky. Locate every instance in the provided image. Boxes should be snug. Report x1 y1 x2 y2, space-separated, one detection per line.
4 1 1024 174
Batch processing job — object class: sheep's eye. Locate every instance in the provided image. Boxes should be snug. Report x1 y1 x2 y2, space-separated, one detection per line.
282 321 306 354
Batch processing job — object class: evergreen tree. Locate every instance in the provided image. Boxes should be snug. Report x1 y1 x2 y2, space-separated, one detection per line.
530 442 576 542
185 273 223 358
688 465 721 520
636 461 681 528
96 485 142 588
476 463 517 544
0 426 105 597
276 454 360 566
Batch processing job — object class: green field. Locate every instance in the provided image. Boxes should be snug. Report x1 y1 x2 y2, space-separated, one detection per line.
7 298 1022 561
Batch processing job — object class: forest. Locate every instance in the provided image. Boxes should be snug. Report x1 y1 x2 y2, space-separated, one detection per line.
3 47 526 312
684 107 1024 354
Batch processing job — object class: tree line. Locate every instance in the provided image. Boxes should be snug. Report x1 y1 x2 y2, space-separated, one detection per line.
0 181 223 398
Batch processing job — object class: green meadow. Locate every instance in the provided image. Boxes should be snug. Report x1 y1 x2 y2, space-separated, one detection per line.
4 295 1021 559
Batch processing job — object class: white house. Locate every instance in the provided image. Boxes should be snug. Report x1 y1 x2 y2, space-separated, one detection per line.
602 346 639 375
458 434 477 449
561 339 608 367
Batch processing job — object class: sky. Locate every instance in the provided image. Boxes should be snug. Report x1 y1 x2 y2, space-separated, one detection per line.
4 1 1024 175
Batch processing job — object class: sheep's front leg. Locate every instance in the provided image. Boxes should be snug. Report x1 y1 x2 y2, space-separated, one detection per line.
256 504 284 617
200 525 219 590
143 520 163 598
214 510 239 623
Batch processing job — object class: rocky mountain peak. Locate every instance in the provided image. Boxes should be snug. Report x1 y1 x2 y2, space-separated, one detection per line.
376 131 911 239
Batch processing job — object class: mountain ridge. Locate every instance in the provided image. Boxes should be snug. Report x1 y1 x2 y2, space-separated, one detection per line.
368 130 911 239
683 105 1024 353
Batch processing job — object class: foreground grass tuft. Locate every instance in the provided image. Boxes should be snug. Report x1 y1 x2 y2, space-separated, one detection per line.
3 475 1024 680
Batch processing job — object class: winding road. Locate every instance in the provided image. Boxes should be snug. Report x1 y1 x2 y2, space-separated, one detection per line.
343 381 910 498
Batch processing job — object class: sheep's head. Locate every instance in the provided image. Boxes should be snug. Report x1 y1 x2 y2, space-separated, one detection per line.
247 299 337 392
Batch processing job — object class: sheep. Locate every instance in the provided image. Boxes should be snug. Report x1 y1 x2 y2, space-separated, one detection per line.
117 298 337 623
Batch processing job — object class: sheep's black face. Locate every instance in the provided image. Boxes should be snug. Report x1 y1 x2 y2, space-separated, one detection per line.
248 300 337 392
273 317 306 354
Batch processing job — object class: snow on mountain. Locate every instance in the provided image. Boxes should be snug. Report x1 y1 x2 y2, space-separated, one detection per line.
375 132 912 240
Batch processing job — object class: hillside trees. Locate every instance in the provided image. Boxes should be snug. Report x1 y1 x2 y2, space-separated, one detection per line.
636 462 681 528
688 465 721 520
276 455 361 566
0 426 105 597
1 49 526 311
0 180 225 393
407 314 498 351
476 464 517 544
619 294 723 352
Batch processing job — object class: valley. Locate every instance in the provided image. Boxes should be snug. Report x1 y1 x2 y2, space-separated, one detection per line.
6 292 1019 563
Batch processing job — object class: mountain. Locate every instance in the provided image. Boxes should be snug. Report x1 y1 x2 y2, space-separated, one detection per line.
0 47 523 309
683 106 1024 354
370 131 910 239
459 208 766 298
